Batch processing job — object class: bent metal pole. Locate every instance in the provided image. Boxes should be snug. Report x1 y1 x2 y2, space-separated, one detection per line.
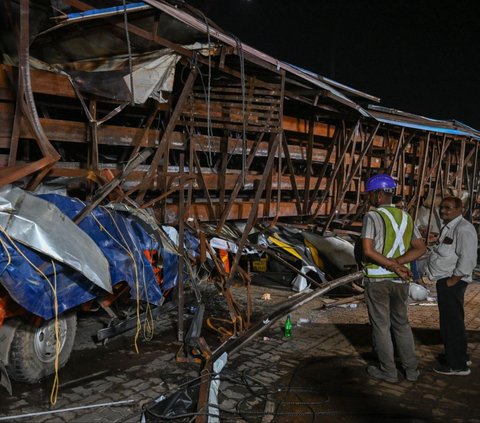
195 270 364 423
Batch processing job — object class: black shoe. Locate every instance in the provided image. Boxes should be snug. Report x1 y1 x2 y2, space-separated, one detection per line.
437 352 472 367
433 364 471 376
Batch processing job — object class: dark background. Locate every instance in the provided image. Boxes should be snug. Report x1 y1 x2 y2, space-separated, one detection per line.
187 0 480 129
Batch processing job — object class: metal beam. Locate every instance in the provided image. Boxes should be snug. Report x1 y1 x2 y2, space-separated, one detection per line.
226 133 281 286
134 67 198 203
310 120 360 221
322 123 380 233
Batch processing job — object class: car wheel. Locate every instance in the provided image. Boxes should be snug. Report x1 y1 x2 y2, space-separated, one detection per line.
7 313 77 383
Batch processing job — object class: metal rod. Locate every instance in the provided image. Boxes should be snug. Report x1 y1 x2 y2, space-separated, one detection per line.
73 148 153 224
426 135 448 242
7 68 24 167
468 141 479 220
195 269 363 423
177 153 185 342
311 120 360 220
281 132 302 215
387 127 405 175
213 270 363 361
303 116 314 214
216 125 272 233
322 123 380 233
457 139 466 191
413 133 431 221
134 67 198 203
193 151 216 220
89 100 99 170
129 103 160 160
226 133 281 286
307 125 340 212
0 400 135 421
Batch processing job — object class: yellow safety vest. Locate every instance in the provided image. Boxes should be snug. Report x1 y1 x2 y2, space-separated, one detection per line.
363 206 414 279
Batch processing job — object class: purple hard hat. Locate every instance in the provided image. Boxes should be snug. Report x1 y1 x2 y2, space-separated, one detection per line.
365 174 396 192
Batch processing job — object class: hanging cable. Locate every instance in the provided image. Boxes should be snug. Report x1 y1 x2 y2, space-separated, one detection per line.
189 10 214 169
122 0 135 105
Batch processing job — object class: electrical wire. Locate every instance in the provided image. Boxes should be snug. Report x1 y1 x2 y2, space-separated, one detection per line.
141 366 335 423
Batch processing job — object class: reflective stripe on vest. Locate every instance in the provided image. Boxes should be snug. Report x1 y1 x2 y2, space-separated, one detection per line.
364 207 413 278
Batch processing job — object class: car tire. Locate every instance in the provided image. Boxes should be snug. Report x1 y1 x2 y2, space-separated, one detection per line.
7 313 77 383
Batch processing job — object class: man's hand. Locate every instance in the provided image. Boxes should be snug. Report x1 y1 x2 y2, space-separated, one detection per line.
419 227 438 245
427 233 439 245
390 262 412 280
446 276 462 287
363 238 414 281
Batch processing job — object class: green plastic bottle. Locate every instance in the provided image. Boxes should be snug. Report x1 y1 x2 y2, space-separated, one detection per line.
284 314 292 338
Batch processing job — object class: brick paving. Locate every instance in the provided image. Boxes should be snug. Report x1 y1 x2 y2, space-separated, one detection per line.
1 276 480 422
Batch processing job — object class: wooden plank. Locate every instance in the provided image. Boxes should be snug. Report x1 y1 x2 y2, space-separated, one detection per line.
185 121 281 133
0 103 14 141
0 65 14 101
283 116 335 137
164 200 353 223
188 111 280 122
8 122 384 170
19 118 160 146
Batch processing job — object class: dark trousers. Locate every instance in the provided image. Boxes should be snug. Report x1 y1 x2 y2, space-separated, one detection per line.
436 278 469 370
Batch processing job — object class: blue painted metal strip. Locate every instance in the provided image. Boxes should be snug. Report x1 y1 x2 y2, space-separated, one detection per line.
67 2 148 20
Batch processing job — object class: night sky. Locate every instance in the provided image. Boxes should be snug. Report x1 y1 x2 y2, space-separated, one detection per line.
187 1 480 129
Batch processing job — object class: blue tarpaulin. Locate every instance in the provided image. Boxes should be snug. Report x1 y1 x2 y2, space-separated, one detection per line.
0 194 177 320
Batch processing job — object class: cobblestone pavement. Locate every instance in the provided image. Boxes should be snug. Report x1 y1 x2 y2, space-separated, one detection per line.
1 276 480 422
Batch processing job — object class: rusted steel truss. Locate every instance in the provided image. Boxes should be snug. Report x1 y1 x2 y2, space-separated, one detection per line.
2 55 478 227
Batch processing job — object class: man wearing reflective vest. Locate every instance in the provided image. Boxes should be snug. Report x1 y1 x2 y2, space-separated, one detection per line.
361 174 426 383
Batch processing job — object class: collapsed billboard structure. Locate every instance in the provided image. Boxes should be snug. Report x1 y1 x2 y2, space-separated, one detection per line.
0 0 479 399
2 1 480 229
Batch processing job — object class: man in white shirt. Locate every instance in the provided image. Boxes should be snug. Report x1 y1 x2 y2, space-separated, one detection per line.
426 196 478 376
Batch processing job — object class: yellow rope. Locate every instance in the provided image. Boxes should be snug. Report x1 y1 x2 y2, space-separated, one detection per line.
139 259 155 342
0 226 60 405
85 205 155 352
100 206 155 342
0 234 12 267
49 261 60 405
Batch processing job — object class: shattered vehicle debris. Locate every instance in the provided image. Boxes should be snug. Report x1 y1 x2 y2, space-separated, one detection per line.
0 185 180 383
0 0 479 399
